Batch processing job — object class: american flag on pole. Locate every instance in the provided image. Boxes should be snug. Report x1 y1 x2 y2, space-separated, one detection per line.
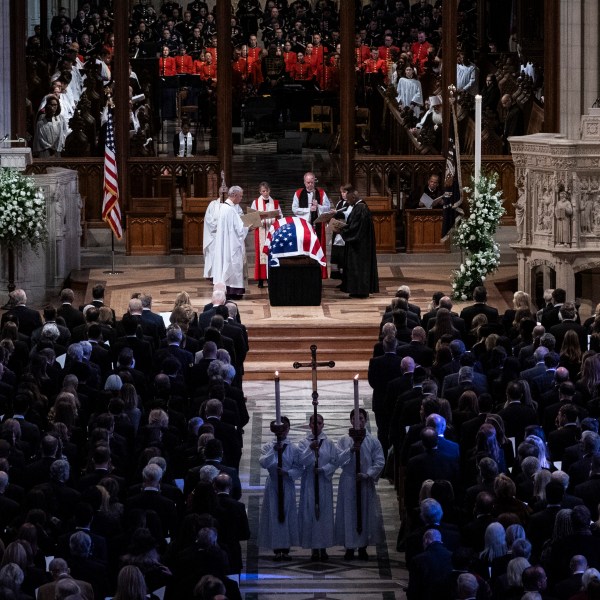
101 111 123 239
263 217 326 267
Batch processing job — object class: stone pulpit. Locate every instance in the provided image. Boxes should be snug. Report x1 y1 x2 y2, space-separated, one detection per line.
509 107 600 304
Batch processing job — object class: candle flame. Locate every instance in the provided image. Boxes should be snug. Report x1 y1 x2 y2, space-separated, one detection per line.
275 371 279 377
354 374 359 381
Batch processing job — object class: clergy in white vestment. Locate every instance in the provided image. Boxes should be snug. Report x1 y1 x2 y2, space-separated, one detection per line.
202 197 221 279
334 408 385 560
396 65 423 117
211 186 252 299
298 414 339 561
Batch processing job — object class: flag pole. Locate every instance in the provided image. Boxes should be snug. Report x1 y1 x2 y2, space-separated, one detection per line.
103 231 123 275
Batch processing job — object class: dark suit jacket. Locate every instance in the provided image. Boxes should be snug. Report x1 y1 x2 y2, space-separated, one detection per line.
125 489 179 537
214 493 250 574
184 460 242 500
368 353 403 414
57 303 86 331
141 308 167 340
406 541 454 600
8 304 43 337
117 314 160 349
154 344 194 377
547 424 581 462
497 402 538 444
397 341 434 367
112 335 153 374
405 448 460 510
205 417 242 470
459 302 499 330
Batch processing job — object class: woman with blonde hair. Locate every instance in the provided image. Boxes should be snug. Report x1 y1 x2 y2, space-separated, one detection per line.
113 565 147 600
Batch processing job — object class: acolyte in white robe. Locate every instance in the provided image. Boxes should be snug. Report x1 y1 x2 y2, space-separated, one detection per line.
259 439 302 550
334 432 385 549
211 198 249 291
202 198 221 279
298 431 339 549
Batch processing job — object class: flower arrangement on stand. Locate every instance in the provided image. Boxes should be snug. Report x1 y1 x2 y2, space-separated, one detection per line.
451 173 505 301
0 168 47 293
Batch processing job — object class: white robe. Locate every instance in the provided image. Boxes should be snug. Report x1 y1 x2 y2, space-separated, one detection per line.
396 76 423 117
33 113 68 156
259 438 302 550
202 198 221 279
457 63 478 95
334 432 385 549
297 431 339 549
211 198 249 290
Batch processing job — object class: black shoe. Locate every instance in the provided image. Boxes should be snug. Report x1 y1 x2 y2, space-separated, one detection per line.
310 550 320 562
320 549 329 561
358 548 369 561
344 549 355 560
280 552 292 561
258 280 264 288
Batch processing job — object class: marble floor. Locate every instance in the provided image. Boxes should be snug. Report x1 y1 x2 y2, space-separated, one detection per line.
236 379 408 600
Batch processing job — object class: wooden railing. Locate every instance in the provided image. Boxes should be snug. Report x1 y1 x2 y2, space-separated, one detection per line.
352 155 516 224
28 157 221 229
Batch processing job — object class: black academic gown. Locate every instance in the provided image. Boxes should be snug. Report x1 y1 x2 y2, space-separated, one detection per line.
340 200 379 296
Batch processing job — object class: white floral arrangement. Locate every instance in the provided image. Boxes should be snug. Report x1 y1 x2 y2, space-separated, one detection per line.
0 168 47 251
451 174 505 300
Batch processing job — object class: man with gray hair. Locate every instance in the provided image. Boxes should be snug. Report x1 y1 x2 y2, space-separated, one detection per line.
406 527 453 600
36 557 94 600
2 288 43 337
68 531 109 600
212 185 255 299
125 462 178 538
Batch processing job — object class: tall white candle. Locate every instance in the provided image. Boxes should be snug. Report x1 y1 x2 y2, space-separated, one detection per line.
275 371 281 425
353 374 359 428
475 94 482 188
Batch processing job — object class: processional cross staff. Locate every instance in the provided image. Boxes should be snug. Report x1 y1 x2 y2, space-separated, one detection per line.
293 344 335 519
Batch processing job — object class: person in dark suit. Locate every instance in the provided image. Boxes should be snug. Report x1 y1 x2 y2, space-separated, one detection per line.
501 93 524 153
153 324 194 379
459 286 499 331
425 296 466 335
406 528 454 600
209 313 244 386
396 285 422 319
497 380 539 445
215 306 248 367
65 530 110 600
421 291 445 331
461 491 497 553
553 555 588 600
204 398 242 471
0 471 21 534
527 480 564 561
125 463 179 538
567 431 600 488
57 288 86 332
86 324 112 378
4 288 43 338
404 427 460 511
112 313 154 375
573 454 600 520
397 326 434 368
368 334 402 457
184 438 242 500
549 302 588 352
541 288 568 330
31 305 72 347
188 340 217 392
139 292 167 341
198 289 227 331
213 472 250 574
21 434 57 491
197 327 237 371
32 459 81 525
547 404 582 462
383 355 415 426
117 298 161 349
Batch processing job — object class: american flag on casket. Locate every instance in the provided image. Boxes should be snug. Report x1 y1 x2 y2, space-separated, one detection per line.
262 216 326 267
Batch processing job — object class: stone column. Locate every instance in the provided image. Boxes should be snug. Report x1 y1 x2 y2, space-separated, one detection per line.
0 2 11 138
560 0 600 138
